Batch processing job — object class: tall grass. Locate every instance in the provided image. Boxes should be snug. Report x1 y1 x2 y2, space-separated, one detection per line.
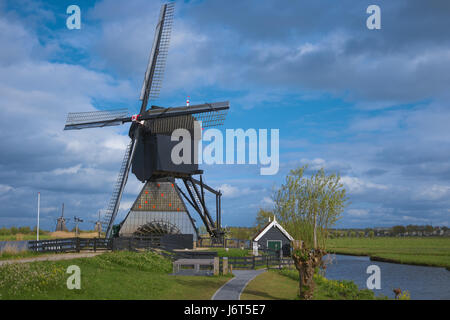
275 268 380 300
0 262 66 297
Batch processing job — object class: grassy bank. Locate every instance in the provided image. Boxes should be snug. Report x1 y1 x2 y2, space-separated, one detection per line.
0 250 54 261
241 268 386 300
0 251 231 299
326 237 450 268
0 231 100 241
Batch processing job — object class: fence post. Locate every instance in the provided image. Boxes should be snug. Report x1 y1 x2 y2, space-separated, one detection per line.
222 257 228 275
252 256 255 269
214 257 220 276
76 237 80 253
94 238 97 252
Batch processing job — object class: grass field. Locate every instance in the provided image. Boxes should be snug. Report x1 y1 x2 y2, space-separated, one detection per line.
241 268 383 300
326 237 450 268
0 251 231 300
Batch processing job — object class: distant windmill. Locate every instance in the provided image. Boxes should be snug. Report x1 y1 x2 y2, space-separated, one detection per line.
55 203 69 232
88 211 103 237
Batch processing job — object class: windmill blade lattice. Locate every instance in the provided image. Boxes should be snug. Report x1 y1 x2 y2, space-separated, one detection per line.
64 109 129 130
102 137 138 238
194 109 228 128
140 2 175 109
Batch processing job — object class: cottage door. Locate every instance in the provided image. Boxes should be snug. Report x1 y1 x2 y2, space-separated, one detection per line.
267 240 281 256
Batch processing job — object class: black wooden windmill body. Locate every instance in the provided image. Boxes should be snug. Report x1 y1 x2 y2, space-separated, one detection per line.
63 3 228 242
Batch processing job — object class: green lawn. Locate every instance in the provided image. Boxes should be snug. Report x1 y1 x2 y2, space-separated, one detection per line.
0 250 55 261
207 248 250 257
0 251 231 300
241 268 384 300
0 234 53 241
326 237 450 268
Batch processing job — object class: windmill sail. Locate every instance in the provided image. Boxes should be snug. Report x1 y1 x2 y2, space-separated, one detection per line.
140 2 175 113
64 109 129 130
102 134 139 238
146 101 229 128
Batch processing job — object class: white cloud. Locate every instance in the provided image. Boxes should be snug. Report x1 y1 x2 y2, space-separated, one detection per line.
0 184 13 194
217 184 239 198
52 164 82 175
347 209 369 217
217 183 257 198
341 176 388 195
119 201 134 211
261 196 274 207
414 185 450 201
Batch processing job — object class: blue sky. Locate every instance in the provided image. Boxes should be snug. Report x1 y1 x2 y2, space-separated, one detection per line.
0 0 449 231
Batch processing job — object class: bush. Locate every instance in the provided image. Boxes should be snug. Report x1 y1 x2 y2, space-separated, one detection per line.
18 226 32 234
398 290 411 300
313 274 376 300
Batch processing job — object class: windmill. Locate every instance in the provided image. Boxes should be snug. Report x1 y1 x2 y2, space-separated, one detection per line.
55 203 69 232
63 3 229 243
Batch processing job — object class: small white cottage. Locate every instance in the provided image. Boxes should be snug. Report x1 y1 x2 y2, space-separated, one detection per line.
252 216 294 257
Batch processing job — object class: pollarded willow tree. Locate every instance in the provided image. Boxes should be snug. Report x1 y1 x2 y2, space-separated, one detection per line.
273 165 348 299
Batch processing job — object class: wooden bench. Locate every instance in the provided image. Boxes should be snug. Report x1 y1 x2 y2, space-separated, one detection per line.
173 258 217 274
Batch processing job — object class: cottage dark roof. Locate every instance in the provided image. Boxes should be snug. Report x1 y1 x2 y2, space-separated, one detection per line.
252 216 294 242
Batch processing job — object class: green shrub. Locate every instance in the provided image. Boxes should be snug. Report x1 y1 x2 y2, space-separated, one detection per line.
398 290 411 300
18 226 32 234
0 227 10 236
313 274 376 300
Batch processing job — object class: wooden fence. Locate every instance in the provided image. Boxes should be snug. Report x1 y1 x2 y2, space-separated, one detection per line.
27 236 164 253
28 238 111 253
219 254 294 270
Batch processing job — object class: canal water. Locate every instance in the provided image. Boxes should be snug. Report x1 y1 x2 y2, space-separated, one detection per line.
324 254 450 300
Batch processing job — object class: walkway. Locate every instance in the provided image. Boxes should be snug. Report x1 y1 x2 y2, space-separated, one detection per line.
0 252 104 266
211 269 266 300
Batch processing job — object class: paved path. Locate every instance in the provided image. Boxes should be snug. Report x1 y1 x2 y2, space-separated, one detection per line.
212 269 266 300
0 252 104 266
